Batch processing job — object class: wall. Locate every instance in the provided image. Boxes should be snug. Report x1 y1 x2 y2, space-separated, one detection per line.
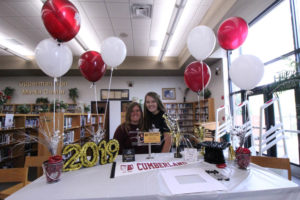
0 61 224 134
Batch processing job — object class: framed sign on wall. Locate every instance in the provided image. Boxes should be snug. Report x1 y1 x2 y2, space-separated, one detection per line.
162 88 176 100
101 89 129 100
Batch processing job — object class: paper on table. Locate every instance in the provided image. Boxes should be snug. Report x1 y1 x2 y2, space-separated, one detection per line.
160 167 227 195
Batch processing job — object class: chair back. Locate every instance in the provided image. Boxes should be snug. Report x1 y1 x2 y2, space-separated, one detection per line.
251 156 291 180
0 168 27 183
259 97 287 157
215 105 232 141
25 156 49 178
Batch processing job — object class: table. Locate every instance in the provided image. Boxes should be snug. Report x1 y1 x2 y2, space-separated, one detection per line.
7 153 300 200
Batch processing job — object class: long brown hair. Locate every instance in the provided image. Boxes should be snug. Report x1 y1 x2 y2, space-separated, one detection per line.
143 91 166 130
124 102 143 131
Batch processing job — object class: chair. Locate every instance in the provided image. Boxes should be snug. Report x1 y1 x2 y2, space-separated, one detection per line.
233 100 256 154
0 168 27 199
251 156 291 180
215 105 232 141
24 156 49 181
258 97 287 157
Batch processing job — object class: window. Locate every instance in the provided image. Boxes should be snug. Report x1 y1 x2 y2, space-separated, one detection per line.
274 90 299 164
242 0 294 63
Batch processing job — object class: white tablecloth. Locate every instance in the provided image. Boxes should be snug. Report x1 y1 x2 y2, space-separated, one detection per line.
6 153 300 200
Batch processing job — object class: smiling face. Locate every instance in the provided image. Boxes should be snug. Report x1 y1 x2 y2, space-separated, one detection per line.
145 95 159 114
130 105 142 125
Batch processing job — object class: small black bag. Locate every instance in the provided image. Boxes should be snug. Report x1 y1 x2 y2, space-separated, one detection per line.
198 141 230 164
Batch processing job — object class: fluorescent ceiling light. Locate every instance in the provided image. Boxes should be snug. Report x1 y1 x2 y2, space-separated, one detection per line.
149 0 175 56
0 33 33 60
158 0 187 61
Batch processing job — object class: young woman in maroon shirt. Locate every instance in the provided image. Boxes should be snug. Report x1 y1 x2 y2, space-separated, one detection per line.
113 102 147 154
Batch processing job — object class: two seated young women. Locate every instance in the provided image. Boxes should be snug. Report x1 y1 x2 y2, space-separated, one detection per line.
113 92 171 154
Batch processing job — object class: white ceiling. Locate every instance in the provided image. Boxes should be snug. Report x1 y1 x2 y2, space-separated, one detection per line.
0 0 214 58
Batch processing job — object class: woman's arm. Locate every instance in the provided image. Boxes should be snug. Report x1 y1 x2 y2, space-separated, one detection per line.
161 132 172 152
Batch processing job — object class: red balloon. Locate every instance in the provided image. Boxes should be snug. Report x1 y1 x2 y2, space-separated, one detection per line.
184 61 211 93
79 51 106 82
42 0 81 42
217 17 248 50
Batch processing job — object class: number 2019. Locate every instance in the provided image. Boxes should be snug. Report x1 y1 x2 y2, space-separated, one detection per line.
62 139 119 172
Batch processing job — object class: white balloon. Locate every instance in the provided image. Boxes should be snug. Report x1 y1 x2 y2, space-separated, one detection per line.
101 37 127 68
229 55 264 90
35 38 73 78
187 26 216 61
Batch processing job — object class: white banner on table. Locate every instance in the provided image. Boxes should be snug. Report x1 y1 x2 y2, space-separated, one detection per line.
115 161 192 177
160 167 227 194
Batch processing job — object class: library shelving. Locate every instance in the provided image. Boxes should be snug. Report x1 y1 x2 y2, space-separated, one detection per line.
164 99 215 135
193 98 215 123
38 112 104 157
0 114 39 168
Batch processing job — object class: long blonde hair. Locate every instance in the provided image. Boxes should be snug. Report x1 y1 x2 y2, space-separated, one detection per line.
143 92 166 130
124 102 143 131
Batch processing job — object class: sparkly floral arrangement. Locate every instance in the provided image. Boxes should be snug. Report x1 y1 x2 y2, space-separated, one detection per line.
231 125 251 169
0 91 8 106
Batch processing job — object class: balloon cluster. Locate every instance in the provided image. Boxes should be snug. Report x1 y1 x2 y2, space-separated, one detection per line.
185 16 264 93
217 17 264 90
79 37 127 83
35 0 81 78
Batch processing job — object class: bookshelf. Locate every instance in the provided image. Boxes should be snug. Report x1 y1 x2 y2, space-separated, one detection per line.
193 98 215 123
38 112 104 157
0 114 39 168
164 102 195 134
164 99 215 135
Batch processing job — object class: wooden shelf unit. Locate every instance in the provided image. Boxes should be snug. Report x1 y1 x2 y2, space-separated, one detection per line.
0 114 39 168
164 99 215 135
164 102 195 135
38 112 104 157
193 98 215 123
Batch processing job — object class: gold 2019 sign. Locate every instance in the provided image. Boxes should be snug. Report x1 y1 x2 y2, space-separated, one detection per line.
62 139 119 172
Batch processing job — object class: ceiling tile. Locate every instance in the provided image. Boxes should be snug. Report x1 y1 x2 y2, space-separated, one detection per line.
6 1 40 17
4 17 36 29
132 18 151 30
90 17 112 29
132 29 149 39
0 48 12 56
106 3 130 18
130 0 154 4
0 2 18 17
105 0 129 3
80 2 109 18
111 18 131 30
95 28 115 41
24 16 45 30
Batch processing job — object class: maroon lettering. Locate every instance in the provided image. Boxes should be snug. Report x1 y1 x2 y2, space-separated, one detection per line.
142 163 148 170
147 163 154 169
137 163 143 170
153 163 159 168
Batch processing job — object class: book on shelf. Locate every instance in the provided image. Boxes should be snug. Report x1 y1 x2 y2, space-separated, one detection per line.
64 117 72 129
63 130 75 145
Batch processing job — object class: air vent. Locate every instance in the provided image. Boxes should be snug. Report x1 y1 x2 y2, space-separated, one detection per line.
131 4 152 19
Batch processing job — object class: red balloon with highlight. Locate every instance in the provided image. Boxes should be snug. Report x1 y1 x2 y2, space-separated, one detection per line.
79 51 106 83
217 17 248 50
42 0 81 42
184 61 211 93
